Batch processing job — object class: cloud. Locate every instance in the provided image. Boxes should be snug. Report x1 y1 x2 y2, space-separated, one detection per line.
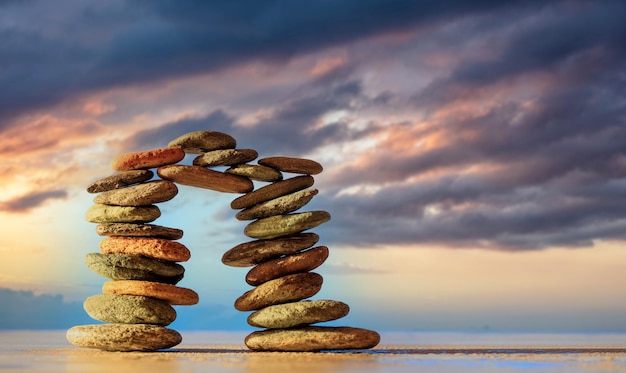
0 190 68 213
0 288 92 329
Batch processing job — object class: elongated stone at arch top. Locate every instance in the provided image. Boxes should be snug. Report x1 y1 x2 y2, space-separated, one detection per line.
168 130 236 153
111 148 185 171
157 164 253 193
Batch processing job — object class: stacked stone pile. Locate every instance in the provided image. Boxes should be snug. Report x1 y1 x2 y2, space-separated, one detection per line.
223 157 380 351
66 147 201 351
67 130 379 352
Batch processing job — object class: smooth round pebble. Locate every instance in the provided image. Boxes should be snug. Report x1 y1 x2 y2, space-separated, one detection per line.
93 180 178 206
236 189 318 221
231 175 314 210
222 233 319 267
84 294 176 326
168 130 236 153
85 253 184 284
87 170 154 193
258 156 323 175
234 272 323 311
225 164 283 182
85 204 161 224
246 246 328 285
244 211 331 240
66 323 181 351
103 280 199 305
245 326 380 351
111 147 185 171
247 300 349 329
96 223 183 240
100 237 190 262
193 149 258 167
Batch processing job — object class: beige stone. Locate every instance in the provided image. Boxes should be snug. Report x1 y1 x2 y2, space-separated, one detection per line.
245 326 380 351
168 130 236 153
247 300 349 329
234 272 323 311
83 294 176 326
85 204 161 224
93 180 178 206
221 233 319 267
244 211 331 240
193 149 258 167
66 323 181 351
236 189 318 221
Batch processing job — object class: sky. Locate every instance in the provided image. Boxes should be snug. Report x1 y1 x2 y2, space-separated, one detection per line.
0 0 625 332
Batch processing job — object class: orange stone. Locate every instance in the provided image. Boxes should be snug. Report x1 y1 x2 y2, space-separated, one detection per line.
110 148 185 171
100 237 190 262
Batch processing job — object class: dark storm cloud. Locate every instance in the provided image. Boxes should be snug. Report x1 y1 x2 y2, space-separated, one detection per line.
125 78 381 155
0 190 68 213
0 0 541 128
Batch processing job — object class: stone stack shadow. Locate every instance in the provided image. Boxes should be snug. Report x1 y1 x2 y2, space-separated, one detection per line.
67 130 379 352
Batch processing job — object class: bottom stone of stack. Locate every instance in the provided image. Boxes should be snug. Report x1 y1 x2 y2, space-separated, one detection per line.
244 326 380 351
66 323 182 351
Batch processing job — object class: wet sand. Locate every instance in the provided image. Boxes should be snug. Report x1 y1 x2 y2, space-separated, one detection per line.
1 331 625 373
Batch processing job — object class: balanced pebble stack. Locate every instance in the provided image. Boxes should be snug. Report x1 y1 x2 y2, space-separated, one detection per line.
67 130 379 352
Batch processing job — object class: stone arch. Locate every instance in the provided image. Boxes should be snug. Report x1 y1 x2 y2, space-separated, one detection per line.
67 130 379 352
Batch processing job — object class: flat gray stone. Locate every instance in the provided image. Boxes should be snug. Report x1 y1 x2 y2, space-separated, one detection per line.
84 294 176 326
245 326 380 351
93 180 178 206
66 324 182 351
236 189 318 221
193 149 258 167
247 300 349 329
244 211 331 240
85 204 161 224
96 223 183 240
87 170 154 193
85 253 184 284
225 164 283 182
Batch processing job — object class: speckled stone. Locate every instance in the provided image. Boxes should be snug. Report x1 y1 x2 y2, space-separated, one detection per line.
102 280 199 305
234 272 323 311
111 148 185 172
93 180 178 206
193 149 258 167
157 165 253 193
66 323 182 351
225 164 283 182
100 237 191 262
221 233 319 267
84 294 176 326
244 326 380 352
231 175 314 210
96 223 183 240
258 156 323 175
85 204 161 224
247 300 349 329
244 211 331 240
85 253 184 284
168 130 236 154
246 246 328 286
236 189 318 221
87 170 154 193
